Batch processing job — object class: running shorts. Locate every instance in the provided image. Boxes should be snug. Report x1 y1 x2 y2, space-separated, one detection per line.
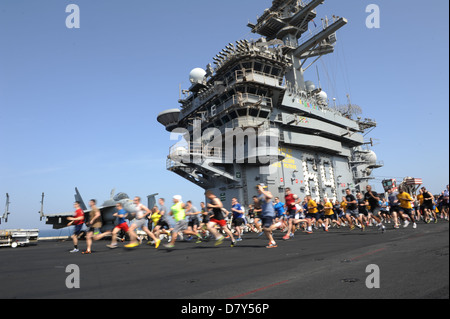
115 222 129 232
209 218 227 227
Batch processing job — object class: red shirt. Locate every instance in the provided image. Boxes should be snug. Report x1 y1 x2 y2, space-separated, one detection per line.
73 209 85 225
285 193 296 209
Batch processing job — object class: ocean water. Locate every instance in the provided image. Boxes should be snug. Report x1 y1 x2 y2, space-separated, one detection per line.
38 228 73 238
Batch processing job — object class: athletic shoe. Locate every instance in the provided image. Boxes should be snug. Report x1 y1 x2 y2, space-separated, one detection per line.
155 239 161 249
81 250 91 254
403 220 410 228
266 242 278 249
413 223 417 229
107 244 118 249
69 248 79 253
124 242 140 249
164 244 174 249
282 234 290 240
230 241 236 247
215 236 224 246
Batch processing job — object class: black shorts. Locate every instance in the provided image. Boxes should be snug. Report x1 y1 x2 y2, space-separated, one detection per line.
188 219 200 228
261 216 274 228
233 218 244 227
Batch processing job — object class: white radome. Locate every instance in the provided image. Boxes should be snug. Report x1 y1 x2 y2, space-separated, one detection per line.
189 68 206 84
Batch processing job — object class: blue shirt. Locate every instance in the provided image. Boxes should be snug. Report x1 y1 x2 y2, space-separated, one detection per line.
274 202 285 217
116 209 128 224
232 203 244 219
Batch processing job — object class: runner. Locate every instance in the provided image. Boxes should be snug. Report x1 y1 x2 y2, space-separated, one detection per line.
356 192 368 230
153 198 174 242
305 195 318 234
256 184 278 248
165 195 202 249
205 190 236 247
387 188 401 228
127 197 161 249
397 186 417 229
323 197 340 231
364 185 386 233
185 200 202 243
230 198 245 241
82 199 105 254
421 187 437 223
67 201 85 253
283 188 298 240
107 202 139 249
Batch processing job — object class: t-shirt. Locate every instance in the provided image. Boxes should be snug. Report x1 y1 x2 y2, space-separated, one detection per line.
88 207 102 228
258 194 275 218
231 203 244 219
116 209 128 225
324 202 334 215
307 200 318 214
274 202 285 217
345 194 357 210
358 199 367 214
73 208 85 225
398 192 413 209
186 206 200 222
210 199 225 221
171 202 186 222
285 193 296 211
388 191 399 206
364 191 380 208
135 203 146 219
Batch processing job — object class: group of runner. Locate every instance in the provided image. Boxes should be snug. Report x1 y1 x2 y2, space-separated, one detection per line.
67 184 449 253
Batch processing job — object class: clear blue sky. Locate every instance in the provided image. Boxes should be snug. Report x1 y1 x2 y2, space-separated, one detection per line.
0 0 448 230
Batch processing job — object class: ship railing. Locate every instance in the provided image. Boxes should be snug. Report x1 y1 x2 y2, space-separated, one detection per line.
235 69 284 87
168 141 223 164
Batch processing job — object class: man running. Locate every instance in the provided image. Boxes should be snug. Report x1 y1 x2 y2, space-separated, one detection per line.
421 187 437 223
231 198 245 241
205 191 236 247
283 188 297 240
128 197 161 249
82 199 106 254
305 195 318 234
165 195 202 249
387 188 401 228
397 186 417 229
364 185 386 233
67 201 85 253
256 184 278 248
108 202 139 249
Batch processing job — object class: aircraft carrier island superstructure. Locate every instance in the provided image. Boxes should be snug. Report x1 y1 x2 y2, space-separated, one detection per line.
157 0 383 206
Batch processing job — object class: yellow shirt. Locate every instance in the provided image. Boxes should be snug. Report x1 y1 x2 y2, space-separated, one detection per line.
324 202 334 215
308 200 318 214
397 192 413 209
417 194 424 205
341 201 347 212
151 210 161 224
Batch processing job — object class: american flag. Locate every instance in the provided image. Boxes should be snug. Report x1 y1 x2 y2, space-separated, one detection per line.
405 178 423 185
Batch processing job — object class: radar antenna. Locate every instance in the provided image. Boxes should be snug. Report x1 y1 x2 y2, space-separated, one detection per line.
2 193 11 224
39 192 45 221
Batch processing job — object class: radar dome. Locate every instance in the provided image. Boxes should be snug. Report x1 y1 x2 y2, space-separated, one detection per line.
189 68 206 84
305 81 316 92
364 151 378 164
317 91 328 102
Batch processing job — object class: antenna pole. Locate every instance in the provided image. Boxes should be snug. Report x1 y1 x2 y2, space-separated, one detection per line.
39 192 45 221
